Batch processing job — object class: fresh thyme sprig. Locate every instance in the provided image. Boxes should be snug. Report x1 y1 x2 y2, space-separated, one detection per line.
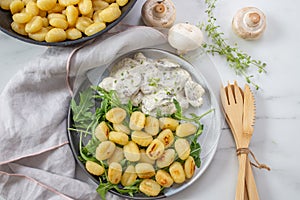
200 0 267 90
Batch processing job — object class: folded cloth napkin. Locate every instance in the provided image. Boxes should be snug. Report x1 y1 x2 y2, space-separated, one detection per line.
0 26 167 200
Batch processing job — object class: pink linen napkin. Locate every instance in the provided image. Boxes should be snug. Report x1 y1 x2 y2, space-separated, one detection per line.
0 26 167 200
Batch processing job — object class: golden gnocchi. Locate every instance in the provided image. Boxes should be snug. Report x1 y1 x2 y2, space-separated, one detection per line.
146 139 165 160
121 165 137 187
123 141 140 162
105 107 126 124
139 179 161 197
156 148 175 168
107 146 124 165
157 129 174 148
159 117 179 131
95 140 116 161
94 121 109 142
155 170 174 188
108 162 122 184
175 138 191 160
184 156 196 179
135 163 155 179
5 0 129 42
85 161 105 176
108 131 129 146
129 111 146 131
169 162 186 184
131 131 153 147
176 122 197 137
144 116 159 136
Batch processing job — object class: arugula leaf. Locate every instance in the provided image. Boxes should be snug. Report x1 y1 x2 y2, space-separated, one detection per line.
85 136 100 155
96 182 114 200
71 87 96 133
96 180 142 200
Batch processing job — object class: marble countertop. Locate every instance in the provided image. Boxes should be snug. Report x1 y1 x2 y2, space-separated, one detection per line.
1 0 299 199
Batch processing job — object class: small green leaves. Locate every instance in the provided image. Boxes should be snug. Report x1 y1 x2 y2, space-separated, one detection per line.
201 0 267 89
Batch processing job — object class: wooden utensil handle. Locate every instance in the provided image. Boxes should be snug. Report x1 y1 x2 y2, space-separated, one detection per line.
235 154 247 200
245 157 260 200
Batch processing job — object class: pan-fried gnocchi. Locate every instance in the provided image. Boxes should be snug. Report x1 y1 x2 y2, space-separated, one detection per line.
157 129 174 148
4 0 129 42
176 122 197 137
144 116 159 136
131 131 153 147
94 121 109 142
139 179 161 197
73 79 207 198
156 149 175 168
108 131 129 145
121 165 137 187
108 162 122 184
129 111 146 131
175 138 191 160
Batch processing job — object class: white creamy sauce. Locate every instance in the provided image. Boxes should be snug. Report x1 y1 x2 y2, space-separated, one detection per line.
99 52 205 116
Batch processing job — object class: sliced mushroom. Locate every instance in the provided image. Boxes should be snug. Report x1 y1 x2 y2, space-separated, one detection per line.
141 0 176 28
232 7 266 40
184 80 205 107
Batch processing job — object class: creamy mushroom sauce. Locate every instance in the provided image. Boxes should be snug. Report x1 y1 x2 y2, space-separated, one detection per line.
99 52 205 116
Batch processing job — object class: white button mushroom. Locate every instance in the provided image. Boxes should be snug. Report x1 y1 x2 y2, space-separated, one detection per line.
168 23 204 54
232 7 266 40
141 0 176 28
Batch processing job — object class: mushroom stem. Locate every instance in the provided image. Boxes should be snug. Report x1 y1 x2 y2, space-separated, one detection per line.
153 3 166 17
246 12 260 27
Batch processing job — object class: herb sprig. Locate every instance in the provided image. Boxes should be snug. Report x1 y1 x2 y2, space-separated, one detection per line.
201 0 267 89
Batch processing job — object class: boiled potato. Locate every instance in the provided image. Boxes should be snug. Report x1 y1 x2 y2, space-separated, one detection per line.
131 131 153 147
94 121 109 142
144 116 159 136
135 163 155 179
85 160 104 176
174 138 190 160
159 117 179 131
108 131 129 146
146 139 165 160
184 156 196 179
156 149 175 168
176 122 197 137
157 129 174 148
123 141 140 162
169 162 186 184
108 162 122 184
95 140 116 161
105 107 126 124
129 111 145 131
155 170 174 187
139 179 161 197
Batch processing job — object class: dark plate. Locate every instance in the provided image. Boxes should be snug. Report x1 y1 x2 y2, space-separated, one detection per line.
0 0 137 46
67 48 222 199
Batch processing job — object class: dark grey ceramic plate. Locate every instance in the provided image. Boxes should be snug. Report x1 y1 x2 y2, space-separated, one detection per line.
67 48 222 199
0 0 137 46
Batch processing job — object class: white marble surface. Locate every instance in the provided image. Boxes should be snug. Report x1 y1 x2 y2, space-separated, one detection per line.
1 0 300 199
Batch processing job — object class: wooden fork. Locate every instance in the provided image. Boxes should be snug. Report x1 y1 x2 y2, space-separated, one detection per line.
220 81 259 200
